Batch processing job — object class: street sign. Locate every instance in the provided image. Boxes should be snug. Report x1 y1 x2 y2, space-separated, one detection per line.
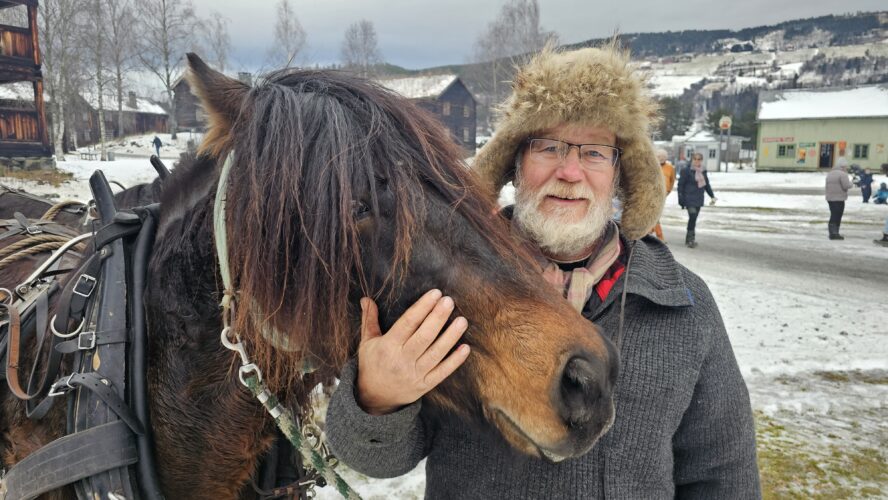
719 115 732 130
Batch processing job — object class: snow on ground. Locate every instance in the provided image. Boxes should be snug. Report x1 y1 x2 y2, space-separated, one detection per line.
77 132 203 161
5 155 886 498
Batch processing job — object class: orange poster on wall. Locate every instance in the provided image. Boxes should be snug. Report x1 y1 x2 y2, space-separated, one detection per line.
838 141 847 156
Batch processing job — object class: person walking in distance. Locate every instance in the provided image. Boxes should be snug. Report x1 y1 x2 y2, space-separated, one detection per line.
652 149 675 242
825 157 852 240
858 168 874 203
152 135 163 157
677 152 716 248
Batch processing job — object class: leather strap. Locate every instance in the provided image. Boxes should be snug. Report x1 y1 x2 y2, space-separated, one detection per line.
55 327 128 354
0 420 138 500
51 372 144 435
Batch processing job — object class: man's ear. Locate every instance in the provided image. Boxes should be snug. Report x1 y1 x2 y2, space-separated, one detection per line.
185 53 250 158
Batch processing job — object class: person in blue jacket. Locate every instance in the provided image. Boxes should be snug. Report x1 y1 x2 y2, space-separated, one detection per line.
677 152 716 248
874 182 888 205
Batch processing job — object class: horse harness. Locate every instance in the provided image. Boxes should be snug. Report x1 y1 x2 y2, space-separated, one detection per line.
0 163 361 500
0 171 163 500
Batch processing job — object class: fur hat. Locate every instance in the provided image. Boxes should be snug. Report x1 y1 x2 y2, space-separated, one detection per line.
473 44 665 240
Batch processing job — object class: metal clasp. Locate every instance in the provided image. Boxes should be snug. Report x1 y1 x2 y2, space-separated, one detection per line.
25 224 42 235
72 274 97 298
77 331 96 350
48 373 77 397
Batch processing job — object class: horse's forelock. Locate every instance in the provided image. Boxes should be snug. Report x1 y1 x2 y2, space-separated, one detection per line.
221 69 531 397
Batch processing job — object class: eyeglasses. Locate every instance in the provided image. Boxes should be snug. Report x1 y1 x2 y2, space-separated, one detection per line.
525 138 621 171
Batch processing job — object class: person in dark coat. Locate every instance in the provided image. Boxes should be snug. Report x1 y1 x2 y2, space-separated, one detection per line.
677 152 716 248
152 135 162 157
858 168 874 203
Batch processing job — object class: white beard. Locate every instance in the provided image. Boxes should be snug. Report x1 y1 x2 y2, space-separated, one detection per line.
513 179 613 259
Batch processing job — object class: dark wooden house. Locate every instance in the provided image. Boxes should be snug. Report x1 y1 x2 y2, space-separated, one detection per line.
68 90 168 146
172 76 205 131
0 0 50 158
377 75 476 153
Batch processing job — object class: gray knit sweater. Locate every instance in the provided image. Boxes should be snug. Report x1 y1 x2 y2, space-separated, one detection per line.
326 236 761 499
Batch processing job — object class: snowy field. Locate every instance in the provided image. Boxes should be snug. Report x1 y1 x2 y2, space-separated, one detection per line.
4 156 886 498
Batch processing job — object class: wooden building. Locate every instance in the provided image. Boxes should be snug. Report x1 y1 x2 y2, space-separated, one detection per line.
756 85 888 172
0 0 51 158
172 76 205 132
69 91 168 146
377 75 477 154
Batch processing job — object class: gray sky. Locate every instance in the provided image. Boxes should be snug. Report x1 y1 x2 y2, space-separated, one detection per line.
191 0 886 71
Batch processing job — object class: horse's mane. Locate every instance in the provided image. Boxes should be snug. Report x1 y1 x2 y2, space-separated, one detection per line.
162 69 528 395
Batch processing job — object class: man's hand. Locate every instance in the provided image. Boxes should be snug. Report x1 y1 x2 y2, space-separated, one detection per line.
356 289 470 416
709 197 718 206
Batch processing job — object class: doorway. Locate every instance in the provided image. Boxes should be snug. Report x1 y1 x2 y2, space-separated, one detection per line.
819 143 834 169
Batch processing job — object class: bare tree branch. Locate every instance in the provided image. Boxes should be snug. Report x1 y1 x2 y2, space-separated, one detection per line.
267 0 306 68
341 20 383 78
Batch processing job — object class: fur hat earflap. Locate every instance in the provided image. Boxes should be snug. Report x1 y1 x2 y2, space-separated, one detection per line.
474 42 665 240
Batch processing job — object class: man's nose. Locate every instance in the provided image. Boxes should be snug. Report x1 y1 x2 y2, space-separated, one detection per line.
556 148 584 182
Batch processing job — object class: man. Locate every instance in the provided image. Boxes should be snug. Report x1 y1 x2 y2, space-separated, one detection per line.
326 45 761 499
152 135 162 157
652 148 675 241
825 157 851 240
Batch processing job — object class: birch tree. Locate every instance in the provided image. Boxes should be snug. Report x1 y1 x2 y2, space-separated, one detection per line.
200 11 232 73
267 0 306 68
137 0 198 139
105 0 137 138
37 0 85 159
341 20 382 78
471 0 558 129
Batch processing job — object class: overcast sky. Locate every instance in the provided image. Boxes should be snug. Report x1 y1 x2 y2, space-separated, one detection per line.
190 0 886 71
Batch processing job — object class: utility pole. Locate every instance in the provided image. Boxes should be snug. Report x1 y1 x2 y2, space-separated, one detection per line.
718 115 732 173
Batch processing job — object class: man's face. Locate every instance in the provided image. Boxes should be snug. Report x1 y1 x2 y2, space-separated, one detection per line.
513 124 618 260
692 155 703 167
656 152 667 165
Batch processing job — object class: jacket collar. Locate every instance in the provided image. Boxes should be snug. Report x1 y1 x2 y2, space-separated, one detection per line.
592 235 694 315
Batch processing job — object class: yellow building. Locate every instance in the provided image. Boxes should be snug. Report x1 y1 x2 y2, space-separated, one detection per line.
756 85 888 172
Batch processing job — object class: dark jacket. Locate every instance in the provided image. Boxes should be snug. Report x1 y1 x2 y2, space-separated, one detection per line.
326 236 761 499
677 166 715 208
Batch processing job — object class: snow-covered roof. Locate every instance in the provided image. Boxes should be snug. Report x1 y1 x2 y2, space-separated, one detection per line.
376 74 458 99
81 92 167 116
673 128 718 144
758 85 888 120
0 82 40 102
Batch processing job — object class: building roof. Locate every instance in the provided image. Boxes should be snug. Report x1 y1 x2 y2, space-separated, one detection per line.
376 74 458 99
0 82 35 101
82 92 167 116
1 83 167 115
758 85 888 120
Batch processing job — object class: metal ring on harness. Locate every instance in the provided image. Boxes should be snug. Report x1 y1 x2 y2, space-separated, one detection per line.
50 315 85 339
0 287 11 304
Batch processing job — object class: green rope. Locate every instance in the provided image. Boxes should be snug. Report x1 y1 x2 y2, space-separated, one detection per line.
245 375 362 500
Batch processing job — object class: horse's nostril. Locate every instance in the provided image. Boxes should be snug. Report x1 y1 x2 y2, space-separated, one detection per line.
559 355 605 426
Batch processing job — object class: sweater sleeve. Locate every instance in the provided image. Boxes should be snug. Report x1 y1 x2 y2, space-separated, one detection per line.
325 359 432 478
841 174 852 192
672 286 761 499
703 172 715 199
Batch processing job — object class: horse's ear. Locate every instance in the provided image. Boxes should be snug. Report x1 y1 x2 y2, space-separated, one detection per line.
186 53 249 158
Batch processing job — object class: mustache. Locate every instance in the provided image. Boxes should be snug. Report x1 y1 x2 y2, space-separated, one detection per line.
535 181 595 202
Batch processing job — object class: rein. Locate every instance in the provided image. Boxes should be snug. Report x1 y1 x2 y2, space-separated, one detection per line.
213 153 362 500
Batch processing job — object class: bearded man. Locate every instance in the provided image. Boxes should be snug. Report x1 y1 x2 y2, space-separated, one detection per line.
326 45 761 499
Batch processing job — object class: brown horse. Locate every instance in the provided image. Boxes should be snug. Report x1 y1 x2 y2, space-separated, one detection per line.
0 54 617 498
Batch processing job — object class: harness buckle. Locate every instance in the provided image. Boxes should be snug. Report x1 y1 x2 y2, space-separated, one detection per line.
77 331 96 350
73 274 97 298
25 224 42 235
48 373 77 397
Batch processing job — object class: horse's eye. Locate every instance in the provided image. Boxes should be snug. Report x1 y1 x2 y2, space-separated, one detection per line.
352 200 371 220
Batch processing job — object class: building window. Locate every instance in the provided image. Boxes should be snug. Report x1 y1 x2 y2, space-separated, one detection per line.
442 102 451 116
463 106 470 118
777 144 796 158
853 144 869 159
708 149 717 159
463 128 469 142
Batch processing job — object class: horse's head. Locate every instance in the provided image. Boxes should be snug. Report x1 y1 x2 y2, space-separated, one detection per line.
186 54 618 461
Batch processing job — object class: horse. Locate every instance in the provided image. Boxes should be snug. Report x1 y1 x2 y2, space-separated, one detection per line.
0 54 618 498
